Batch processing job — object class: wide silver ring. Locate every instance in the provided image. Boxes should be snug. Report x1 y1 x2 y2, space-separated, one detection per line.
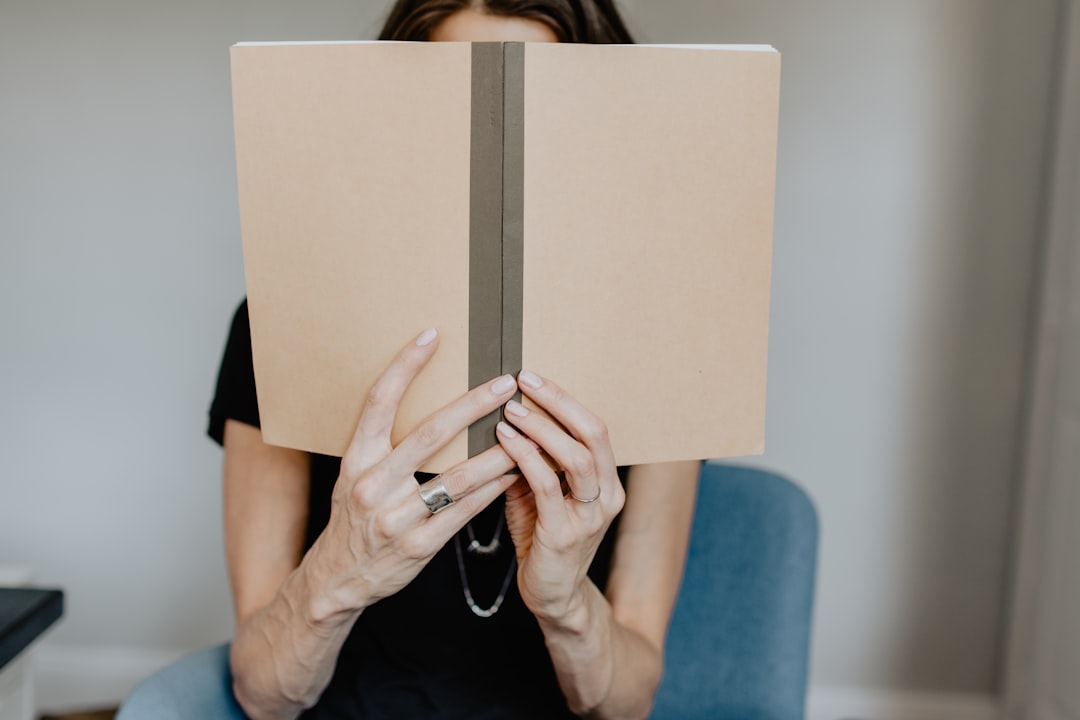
418 476 454 514
570 487 601 504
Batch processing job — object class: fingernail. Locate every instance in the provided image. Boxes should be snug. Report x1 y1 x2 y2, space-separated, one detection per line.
415 328 438 346
519 369 542 389
491 374 516 395
496 421 517 438
505 399 529 418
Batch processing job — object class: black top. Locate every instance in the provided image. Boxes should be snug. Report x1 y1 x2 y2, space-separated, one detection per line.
0 588 63 671
209 300 623 719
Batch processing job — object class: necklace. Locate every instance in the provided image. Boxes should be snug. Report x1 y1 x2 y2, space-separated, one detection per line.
466 512 504 554
454 517 516 618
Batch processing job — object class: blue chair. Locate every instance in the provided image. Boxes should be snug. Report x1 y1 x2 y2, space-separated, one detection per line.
650 463 819 720
116 644 243 720
118 463 817 719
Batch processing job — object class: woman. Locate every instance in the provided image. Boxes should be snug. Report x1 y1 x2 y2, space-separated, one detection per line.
119 2 698 718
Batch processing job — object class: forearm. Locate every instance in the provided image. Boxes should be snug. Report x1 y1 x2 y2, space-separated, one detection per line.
229 546 361 720
539 581 663 720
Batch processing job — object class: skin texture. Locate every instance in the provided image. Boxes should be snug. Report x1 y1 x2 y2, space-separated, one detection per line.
225 10 699 720
428 8 560 43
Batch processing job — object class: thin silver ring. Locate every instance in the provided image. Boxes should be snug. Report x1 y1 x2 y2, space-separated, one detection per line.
418 476 454 514
570 487 601 504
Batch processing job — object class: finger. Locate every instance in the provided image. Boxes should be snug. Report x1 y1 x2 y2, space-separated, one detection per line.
415 471 521 552
502 399 600 504
348 328 441 462
505 474 534 505
495 420 570 528
516 370 617 479
382 373 519 476
362 445 517 546
405 444 517 524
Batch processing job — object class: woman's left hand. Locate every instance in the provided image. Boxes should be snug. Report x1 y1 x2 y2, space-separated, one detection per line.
495 369 626 624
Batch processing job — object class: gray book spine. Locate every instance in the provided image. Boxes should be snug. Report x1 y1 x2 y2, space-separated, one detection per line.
469 42 525 457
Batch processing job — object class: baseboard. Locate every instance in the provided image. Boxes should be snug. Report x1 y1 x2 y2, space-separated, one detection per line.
31 645 1003 720
34 644 185 713
807 684 1001 720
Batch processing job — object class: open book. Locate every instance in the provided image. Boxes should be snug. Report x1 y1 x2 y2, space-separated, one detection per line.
230 40 780 472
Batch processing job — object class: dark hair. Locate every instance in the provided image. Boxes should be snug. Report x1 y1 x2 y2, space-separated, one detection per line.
378 0 634 43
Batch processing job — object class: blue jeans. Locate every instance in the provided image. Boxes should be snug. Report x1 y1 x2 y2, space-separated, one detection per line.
115 644 245 720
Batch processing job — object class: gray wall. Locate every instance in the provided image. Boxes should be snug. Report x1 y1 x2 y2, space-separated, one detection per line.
0 0 1059 697
619 0 1058 693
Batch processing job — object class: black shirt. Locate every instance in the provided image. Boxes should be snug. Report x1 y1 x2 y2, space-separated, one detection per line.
208 300 623 719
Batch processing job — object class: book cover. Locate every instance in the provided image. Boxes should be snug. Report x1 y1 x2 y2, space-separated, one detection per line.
230 40 780 471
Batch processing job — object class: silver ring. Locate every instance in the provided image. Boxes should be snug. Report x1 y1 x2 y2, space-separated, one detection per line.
570 487 601 504
418 476 454 514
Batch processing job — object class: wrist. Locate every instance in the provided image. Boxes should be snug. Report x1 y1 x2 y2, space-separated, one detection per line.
535 583 595 637
293 537 366 629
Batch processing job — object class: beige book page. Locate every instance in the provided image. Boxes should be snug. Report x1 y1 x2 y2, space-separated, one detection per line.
231 42 472 470
521 43 779 466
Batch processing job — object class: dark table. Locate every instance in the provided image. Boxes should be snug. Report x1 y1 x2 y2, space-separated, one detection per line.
0 588 64 671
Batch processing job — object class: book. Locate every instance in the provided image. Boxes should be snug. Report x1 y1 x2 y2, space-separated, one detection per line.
230 40 780 472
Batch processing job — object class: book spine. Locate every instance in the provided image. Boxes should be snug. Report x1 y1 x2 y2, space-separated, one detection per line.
501 43 525 392
468 42 525 458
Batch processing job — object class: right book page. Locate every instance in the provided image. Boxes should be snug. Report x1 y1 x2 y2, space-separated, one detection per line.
520 43 780 466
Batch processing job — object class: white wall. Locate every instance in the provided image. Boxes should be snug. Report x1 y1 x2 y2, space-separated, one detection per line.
618 0 1058 695
0 0 392 651
0 0 1061 709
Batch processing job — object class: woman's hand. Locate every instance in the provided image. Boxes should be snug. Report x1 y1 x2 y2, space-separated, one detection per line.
496 369 626 625
304 328 522 622
495 372 696 718
225 328 523 720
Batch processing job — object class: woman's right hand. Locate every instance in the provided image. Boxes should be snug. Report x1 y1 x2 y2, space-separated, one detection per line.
302 327 520 622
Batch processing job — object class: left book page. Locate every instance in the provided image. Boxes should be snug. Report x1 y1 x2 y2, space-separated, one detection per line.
231 42 473 470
